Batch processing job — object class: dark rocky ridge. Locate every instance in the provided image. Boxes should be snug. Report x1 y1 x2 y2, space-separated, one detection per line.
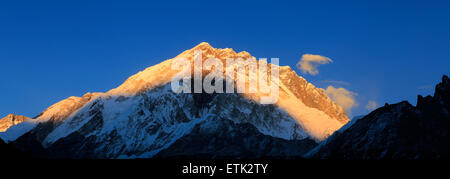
308 75 450 159
156 118 317 159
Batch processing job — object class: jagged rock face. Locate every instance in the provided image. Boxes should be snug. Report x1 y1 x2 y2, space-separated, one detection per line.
431 75 450 108
0 43 348 159
0 114 30 132
307 75 450 159
278 68 348 124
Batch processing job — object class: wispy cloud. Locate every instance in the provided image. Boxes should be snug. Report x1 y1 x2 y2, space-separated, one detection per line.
324 86 358 115
365 100 377 111
296 54 333 75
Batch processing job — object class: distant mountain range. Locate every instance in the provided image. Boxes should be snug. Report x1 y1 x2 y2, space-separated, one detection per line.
0 43 448 159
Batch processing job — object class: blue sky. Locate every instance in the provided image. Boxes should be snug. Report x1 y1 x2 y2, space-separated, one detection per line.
0 0 449 118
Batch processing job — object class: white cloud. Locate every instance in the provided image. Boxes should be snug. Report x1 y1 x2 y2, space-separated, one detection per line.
324 86 358 114
365 100 378 111
296 54 333 75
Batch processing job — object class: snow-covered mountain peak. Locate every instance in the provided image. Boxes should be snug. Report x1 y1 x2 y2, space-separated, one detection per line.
103 43 349 140
175 42 251 60
106 42 254 96
177 42 256 64
0 43 350 158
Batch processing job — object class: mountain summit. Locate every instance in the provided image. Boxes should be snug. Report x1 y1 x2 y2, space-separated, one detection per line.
0 43 348 159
